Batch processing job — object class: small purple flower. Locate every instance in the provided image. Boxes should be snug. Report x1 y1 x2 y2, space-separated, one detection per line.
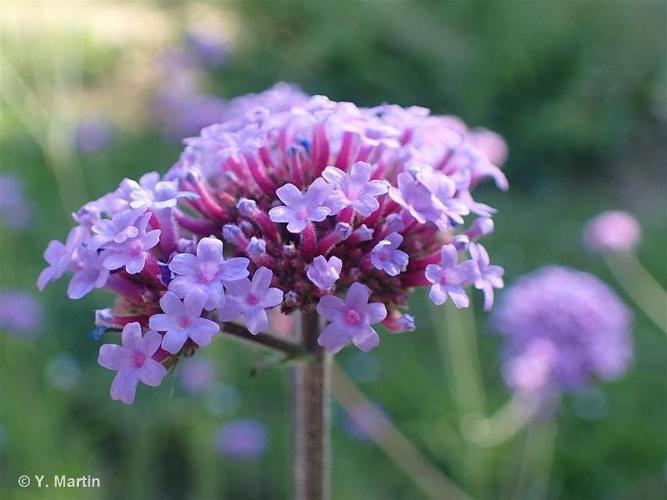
246 237 267 259
121 172 194 210
425 244 478 308
97 322 167 405
503 339 557 396
100 213 161 274
67 248 110 300
388 171 440 224
469 242 504 311
37 226 87 291
178 357 214 394
583 210 641 253
316 283 387 353
168 236 250 310
149 290 220 354
89 208 145 250
217 267 284 334
268 178 333 233
416 166 469 229
0 290 43 336
322 162 388 216
217 419 267 461
370 232 409 276
307 255 342 290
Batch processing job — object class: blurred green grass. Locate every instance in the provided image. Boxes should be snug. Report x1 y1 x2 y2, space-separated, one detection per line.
1 1 666 499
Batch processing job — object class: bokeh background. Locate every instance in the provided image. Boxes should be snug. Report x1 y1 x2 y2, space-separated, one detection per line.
1 1 665 499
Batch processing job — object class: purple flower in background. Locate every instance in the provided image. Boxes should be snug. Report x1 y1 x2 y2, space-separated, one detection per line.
503 339 557 396
168 236 250 310
316 283 387 353
178 357 214 394
100 213 160 274
0 175 31 229
583 210 641 253
97 322 167 405
371 232 409 276
185 30 229 67
217 419 267 461
341 402 386 441
150 291 220 354
307 255 342 290
322 162 388 216
425 244 478 308
218 267 284 334
74 118 113 154
0 290 43 336
493 266 633 396
269 179 333 233
469 242 504 311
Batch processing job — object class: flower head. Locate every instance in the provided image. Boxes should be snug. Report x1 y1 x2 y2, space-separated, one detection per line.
583 210 641 254
98 322 168 405
40 84 508 403
0 290 43 337
217 419 268 461
493 266 633 397
316 283 387 353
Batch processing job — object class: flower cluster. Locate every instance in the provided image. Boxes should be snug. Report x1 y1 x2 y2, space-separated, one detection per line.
39 83 507 403
493 266 633 399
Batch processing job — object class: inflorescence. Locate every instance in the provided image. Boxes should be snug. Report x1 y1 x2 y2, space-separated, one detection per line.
38 84 507 404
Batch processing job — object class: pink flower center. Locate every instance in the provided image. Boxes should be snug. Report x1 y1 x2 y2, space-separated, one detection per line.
129 240 143 257
246 293 260 305
296 208 309 221
378 251 389 262
132 351 146 368
439 275 448 285
345 309 361 325
178 315 192 328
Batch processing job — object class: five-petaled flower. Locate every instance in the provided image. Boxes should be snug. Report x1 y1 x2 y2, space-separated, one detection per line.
97 322 168 405
100 213 161 274
149 290 220 354
316 283 387 353
218 267 284 334
322 162 388 217
425 244 478 308
370 232 409 276
268 178 333 233
168 236 250 310
307 255 343 291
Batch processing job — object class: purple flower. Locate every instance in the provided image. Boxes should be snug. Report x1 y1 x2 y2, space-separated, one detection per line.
307 255 342 290
74 118 113 154
67 248 110 299
503 339 557 396
149 290 220 354
97 322 167 405
583 210 641 253
268 179 332 233
89 208 145 250
100 213 161 274
217 419 267 461
121 172 194 210
178 357 214 394
217 267 284 334
0 175 31 229
469 242 504 311
322 162 388 216
425 244 478 308
388 171 440 224
316 283 387 353
37 226 87 291
370 232 409 276
0 290 43 336
168 236 250 310
493 266 633 395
